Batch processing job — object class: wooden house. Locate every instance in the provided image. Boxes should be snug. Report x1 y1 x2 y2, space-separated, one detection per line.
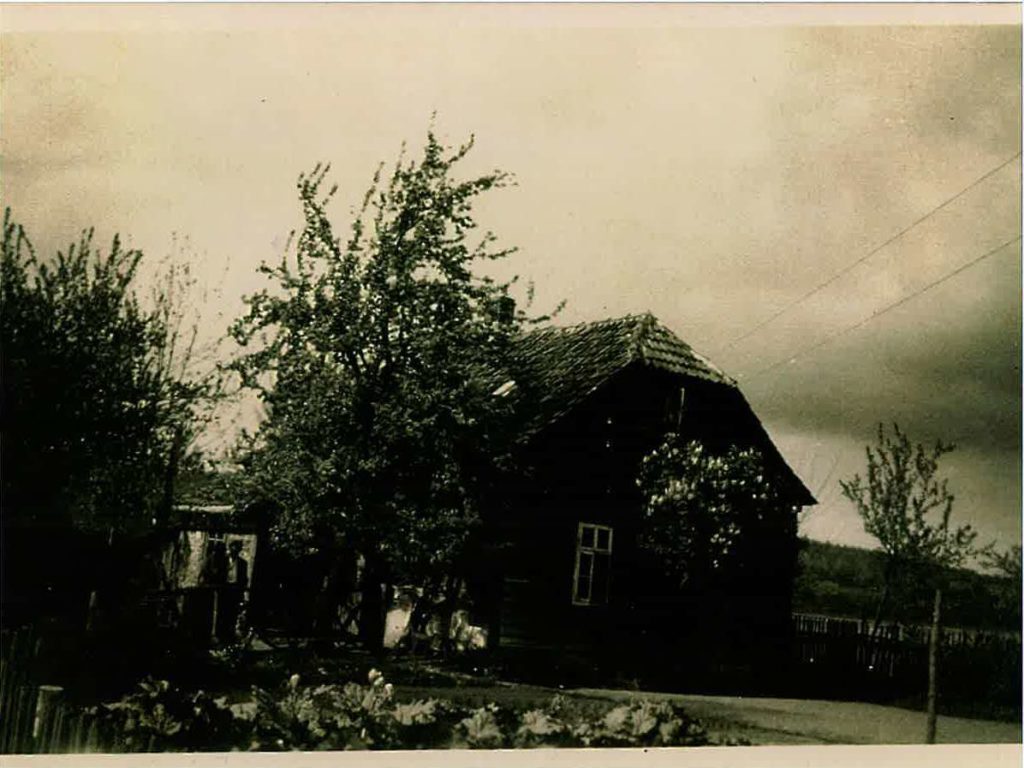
472 313 815 679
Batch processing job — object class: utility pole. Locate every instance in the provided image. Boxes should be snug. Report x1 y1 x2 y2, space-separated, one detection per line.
925 586 942 744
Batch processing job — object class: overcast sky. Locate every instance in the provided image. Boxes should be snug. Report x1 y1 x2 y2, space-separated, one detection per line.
3 4 1021 553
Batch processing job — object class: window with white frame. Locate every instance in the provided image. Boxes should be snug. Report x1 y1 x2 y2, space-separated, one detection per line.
572 522 613 606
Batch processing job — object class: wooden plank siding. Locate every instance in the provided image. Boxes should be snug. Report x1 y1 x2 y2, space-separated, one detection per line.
487 361 803 666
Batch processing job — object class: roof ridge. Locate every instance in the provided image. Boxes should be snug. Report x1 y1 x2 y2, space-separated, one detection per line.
522 313 738 382
628 312 656 364
645 316 737 386
525 311 653 336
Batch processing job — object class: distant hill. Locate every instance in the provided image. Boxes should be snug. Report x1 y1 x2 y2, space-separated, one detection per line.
793 538 1021 632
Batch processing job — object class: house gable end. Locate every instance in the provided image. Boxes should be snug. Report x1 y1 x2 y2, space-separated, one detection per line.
508 313 815 506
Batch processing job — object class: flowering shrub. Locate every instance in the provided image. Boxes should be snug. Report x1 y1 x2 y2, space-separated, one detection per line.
637 437 795 588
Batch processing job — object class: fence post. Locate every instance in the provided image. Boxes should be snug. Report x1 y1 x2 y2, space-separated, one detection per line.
210 587 220 645
925 587 943 744
85 715 100 752
33 685 64 745
11 685 35 753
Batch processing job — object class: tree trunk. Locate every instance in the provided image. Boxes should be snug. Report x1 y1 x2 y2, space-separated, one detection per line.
358 553 387 652
436 576 463 657
312 568 336 639
405 579 441 655
869 579 890 640
867 561 898 671
86 526 117 634
157 425 185 528
310 548 360 642
925 586 942 744
85 590 100 634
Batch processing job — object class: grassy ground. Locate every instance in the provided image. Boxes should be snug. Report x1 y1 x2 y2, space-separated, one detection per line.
573 689 1023 745
205 642 1022 746
390 682 1021 745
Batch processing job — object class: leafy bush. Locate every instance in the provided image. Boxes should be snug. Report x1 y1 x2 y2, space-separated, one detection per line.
94 670 713 751
590 700 708 747
452 705 509 748
251 669 463 750
207 626 256 674
90 678 242 752
250 671 710 750
512 694 709 748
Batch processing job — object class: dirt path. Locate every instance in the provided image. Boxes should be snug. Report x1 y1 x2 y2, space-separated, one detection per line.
575 688 1022 745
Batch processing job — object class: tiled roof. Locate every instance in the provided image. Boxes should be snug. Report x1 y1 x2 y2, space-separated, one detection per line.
173 470 240 509
510 313 734 435
507 313 815 504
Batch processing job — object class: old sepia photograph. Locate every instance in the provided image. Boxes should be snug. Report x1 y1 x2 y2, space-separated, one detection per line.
0 3 1020 762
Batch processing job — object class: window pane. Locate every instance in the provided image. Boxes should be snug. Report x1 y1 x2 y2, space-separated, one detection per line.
665 386 686 428
592 553 610 605
596 528 610 551
576 552 593 602
580 526 595 549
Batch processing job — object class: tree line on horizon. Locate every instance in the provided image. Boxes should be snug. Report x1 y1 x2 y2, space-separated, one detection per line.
794 537 1020 631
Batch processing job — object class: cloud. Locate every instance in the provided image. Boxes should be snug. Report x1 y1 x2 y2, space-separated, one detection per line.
746 246 1020 446
2 13 1019 549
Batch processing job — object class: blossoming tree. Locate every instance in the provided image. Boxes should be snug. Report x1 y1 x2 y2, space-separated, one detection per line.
230 131 541 649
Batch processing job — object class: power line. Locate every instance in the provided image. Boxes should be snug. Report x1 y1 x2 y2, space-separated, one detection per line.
725 151 1022 350
740 234 1022 383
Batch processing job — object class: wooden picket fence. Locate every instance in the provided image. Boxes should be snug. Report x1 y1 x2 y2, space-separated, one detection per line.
794 612 1021 648
0 628 109 754
1 689 106 754
791 612 1021 702
793 613 922 680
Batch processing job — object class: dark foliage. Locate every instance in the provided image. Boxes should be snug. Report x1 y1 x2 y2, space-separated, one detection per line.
1 209 213 535
89 678 245 752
